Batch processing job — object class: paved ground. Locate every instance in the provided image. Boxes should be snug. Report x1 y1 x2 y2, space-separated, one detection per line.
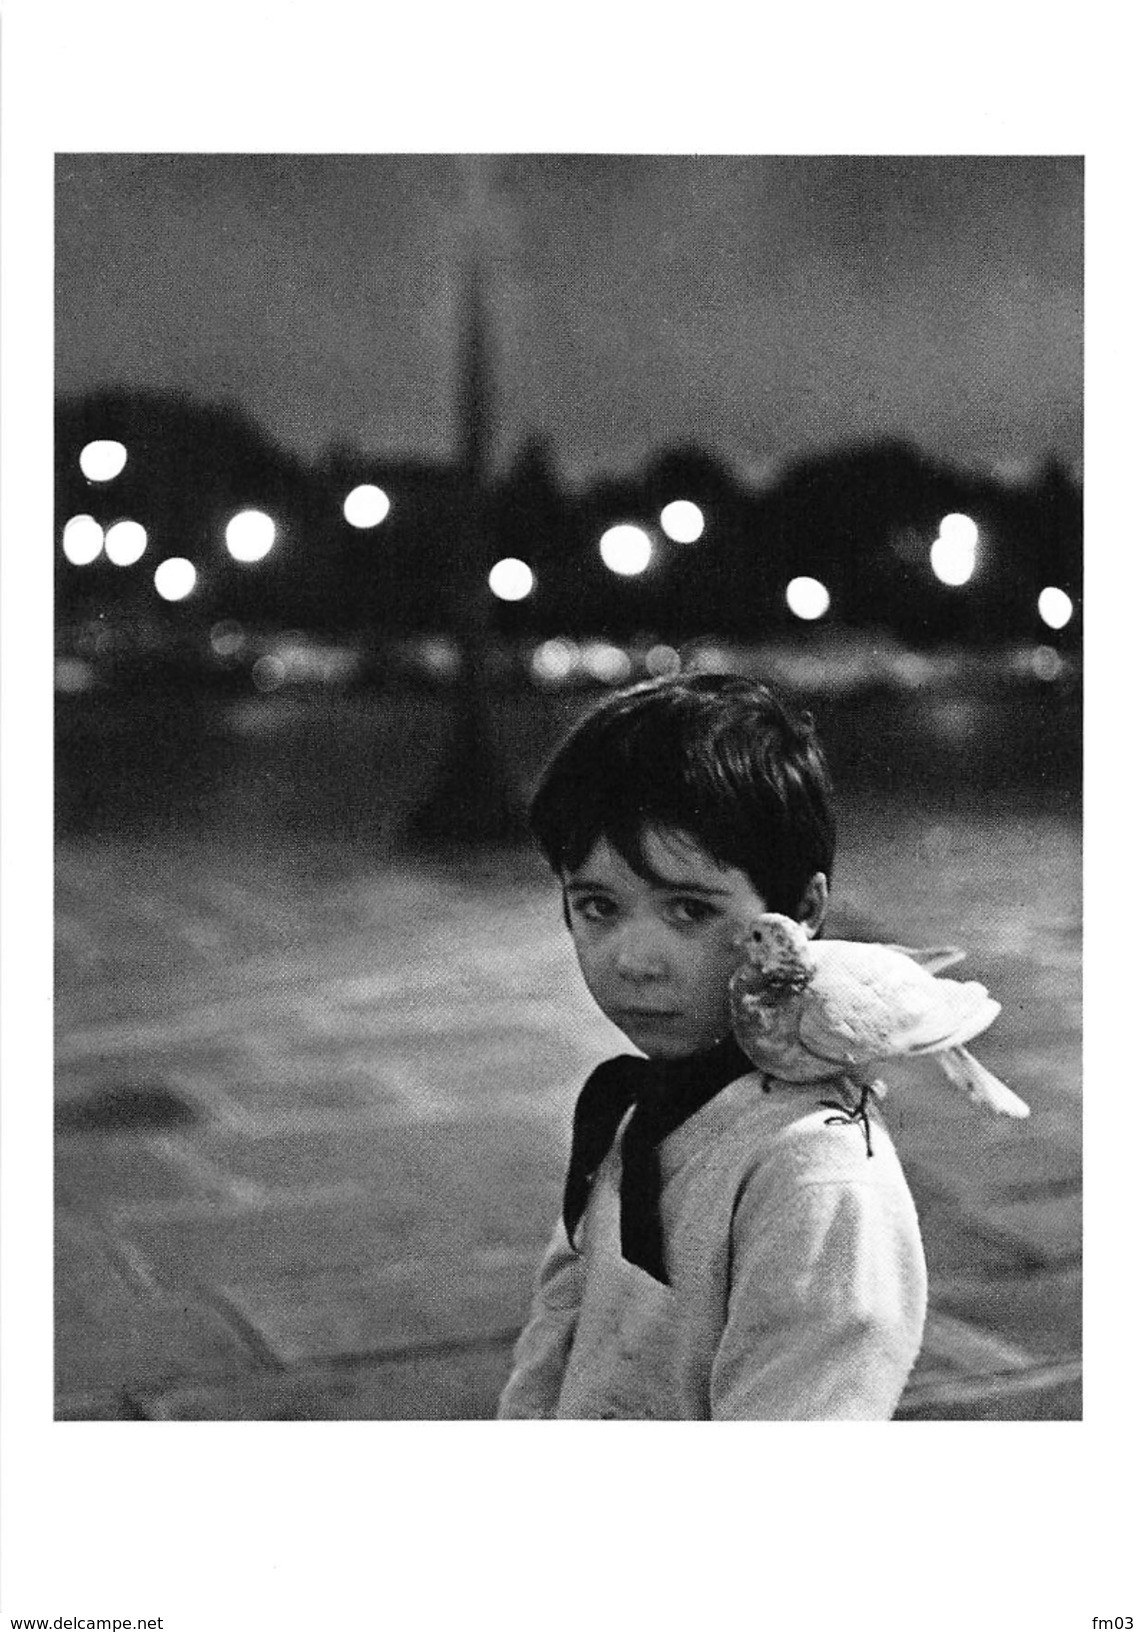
53 755 1081 1421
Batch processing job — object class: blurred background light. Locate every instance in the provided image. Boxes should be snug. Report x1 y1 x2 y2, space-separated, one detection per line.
1030 644 1065 681
343 484 391 528
154 557 196 601
599 524 653 576
78 440 127 482
891 652 933 690
488 557 534 601
55 657 94 694
210 620 247 659
252 654 287 693
530 637 578 685
938 512 979 547
993 457 1037 487
786 576 830 620
683 639 736 673
581 639 633 684
659 500 705 544
417 636 462 680
930 532 976 586
1038 586 1074 630
104 519 148 567
61 514 104 566
225 509 277 562
645 642 682 677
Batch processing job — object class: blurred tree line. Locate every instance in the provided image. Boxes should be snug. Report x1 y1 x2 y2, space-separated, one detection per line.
56 388 1082 650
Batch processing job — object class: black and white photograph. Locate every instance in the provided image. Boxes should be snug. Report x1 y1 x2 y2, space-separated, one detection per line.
50 148 1083 1427
1 6 1134 1629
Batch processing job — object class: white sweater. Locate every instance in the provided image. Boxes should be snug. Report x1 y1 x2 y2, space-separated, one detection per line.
497 1070 927 1420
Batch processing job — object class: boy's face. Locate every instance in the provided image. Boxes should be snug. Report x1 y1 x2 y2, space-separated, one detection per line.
561 827 772 1060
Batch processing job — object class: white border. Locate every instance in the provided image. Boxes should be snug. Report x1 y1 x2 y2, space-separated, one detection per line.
3 3 1137 1627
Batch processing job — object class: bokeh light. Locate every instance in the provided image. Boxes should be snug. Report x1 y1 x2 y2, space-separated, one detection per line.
891 652 932 690
252 654 287 693
786 576 830 620
659 500 705 544
55 657 94 694
79 440 127 482
1038 586 1074 630
104 519 148 567
531 638 578 685
343 485 391 528
993 458 1036 487
581 640 633 684
61 515 104 566
599 524 653 576
210 619 247 660
418 636 462 680
225 509 277 562
154 558 196 601
683 639 736 673
1030 644 1065 681
645 643 682 677
938 513 979 547
930 533 976 586
488 558 535 601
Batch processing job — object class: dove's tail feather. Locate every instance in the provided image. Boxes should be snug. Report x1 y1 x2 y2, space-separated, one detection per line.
886 944 966 974
935 1044 1030 1118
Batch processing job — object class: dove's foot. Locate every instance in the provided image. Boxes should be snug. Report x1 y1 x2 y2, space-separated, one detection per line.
820 1082 875 1158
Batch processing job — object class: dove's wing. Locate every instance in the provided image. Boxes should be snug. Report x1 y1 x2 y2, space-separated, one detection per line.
799 941 999 1065
893 984 1000 1053
884 944 966 975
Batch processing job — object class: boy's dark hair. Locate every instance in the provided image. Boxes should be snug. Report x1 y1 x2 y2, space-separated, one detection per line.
529 672 836 919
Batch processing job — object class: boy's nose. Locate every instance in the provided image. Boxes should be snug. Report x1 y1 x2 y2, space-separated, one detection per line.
614 930 670 981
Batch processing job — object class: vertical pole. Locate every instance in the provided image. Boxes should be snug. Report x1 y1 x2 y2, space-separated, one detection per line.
401 156 530 849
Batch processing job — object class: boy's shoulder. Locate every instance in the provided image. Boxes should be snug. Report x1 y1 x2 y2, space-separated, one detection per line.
665 1069 912 1194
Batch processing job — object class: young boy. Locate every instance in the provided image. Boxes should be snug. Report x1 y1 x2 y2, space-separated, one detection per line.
496 672 927 1420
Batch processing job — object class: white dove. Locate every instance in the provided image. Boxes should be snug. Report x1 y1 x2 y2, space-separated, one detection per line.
729 913 1030 1152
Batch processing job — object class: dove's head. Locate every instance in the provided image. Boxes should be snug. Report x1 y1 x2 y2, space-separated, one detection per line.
735 913 812 997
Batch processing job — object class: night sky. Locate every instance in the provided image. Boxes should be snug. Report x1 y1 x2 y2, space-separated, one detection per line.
55 153 1082 482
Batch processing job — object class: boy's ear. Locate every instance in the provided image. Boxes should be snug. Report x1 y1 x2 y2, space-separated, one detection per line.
797 873 829 936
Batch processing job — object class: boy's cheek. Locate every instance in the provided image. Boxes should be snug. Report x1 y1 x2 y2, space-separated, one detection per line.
720 922 751 966
725 904 762 940
569 938 605 993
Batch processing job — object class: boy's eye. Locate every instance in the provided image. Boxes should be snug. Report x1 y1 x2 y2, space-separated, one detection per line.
568 894 616 923
668 897 719 925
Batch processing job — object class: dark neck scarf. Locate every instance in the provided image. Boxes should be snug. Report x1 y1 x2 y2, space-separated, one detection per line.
562 1031 756 1286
